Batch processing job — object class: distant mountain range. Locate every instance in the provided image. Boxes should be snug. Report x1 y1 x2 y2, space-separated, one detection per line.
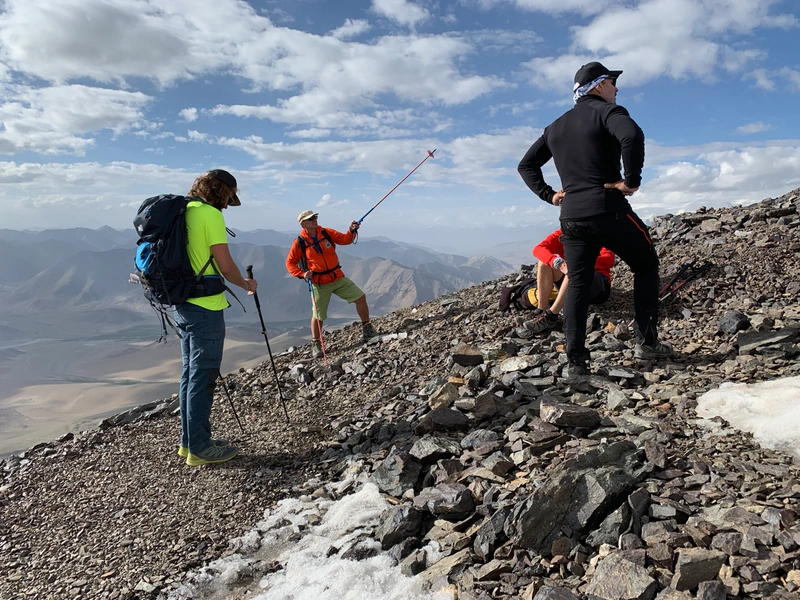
0 226 514 338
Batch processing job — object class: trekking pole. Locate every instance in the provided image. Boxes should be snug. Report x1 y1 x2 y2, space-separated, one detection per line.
218 374 245 433
659 262 691 300
659 260 714 302
357 149 436 223
659 260 713 302
246 265 291 424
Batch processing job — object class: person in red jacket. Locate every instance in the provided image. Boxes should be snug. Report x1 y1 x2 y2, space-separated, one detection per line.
524 229 615 334
285 210 378 357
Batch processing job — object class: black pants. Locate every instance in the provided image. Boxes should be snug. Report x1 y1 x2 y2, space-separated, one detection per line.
560 209 660 364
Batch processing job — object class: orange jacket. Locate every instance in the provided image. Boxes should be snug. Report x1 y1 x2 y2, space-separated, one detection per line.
533 229 615 283
285 226 355 285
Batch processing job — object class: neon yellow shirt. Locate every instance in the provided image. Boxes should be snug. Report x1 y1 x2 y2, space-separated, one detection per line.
185 200 229 311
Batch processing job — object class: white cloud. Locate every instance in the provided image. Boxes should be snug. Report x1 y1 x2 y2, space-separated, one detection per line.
330 19 370 39
522 0 797 88
736 121 772 135
0 84 150 155
371 0 430 27
0 161 194 228
783 67 800 90
510 0 616 16
635 142 800 218
210 34 504 132
179 108 198 122
286 128 333 140
751 66 800 92
0 0 192 85
316 193 351 208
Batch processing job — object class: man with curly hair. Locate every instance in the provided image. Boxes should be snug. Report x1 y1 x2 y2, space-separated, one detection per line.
176 169 256 466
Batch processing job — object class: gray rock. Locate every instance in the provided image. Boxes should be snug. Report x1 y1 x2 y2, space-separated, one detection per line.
371 452 423 497
533 588 580 600
671 548 726 591
409 436 463 462
413 483 475 519
415 407 469 434
718 310 750 334
376 505 425 550
696 580 726 600
473 507 511 561
584 552 657 600
461 429 499 449
540 397 601 429
453 343 484 367
586 502 631 547
400 548 427 576
428 382 459 409
508 441 651 553
736 328 796 353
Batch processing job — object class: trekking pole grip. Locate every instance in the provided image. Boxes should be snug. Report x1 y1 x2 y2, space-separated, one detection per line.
245 264 263 312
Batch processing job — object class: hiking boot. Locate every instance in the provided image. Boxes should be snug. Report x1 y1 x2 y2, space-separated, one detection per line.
178 438 228 458
514 309 543 326
634 341 673 360
186 444 239 466
564 361 588 380
524 310 559 334
362 322 379 342
311 339 323 358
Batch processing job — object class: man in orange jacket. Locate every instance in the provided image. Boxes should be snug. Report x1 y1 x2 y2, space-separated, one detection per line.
524 229 615 334
285 210 378 357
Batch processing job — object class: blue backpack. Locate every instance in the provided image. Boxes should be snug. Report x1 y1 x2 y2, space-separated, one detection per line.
132 194 226 307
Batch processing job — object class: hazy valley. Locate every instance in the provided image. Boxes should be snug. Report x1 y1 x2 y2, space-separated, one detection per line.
0 226 519 455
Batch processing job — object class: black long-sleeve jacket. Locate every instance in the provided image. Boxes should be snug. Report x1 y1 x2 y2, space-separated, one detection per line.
518 94 645 220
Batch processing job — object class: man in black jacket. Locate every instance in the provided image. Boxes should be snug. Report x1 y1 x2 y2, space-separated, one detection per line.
518 61 671 377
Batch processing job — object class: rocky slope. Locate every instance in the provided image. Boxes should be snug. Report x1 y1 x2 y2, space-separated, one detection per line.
1 189 800 599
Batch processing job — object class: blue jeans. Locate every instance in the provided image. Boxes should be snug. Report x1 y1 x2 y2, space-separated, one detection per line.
175 303 225 454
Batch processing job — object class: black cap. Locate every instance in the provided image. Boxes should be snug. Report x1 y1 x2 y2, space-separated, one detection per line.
206 169 240 206
574 61 622 87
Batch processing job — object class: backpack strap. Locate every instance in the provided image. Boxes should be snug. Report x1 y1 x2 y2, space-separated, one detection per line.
296 236 309 273
199 257 246 312
297 229 338 277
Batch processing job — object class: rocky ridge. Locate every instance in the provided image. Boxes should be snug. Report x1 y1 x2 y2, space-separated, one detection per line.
2 188 800 599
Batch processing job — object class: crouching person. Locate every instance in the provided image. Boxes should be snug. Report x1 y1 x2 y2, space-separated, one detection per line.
524 228 614 334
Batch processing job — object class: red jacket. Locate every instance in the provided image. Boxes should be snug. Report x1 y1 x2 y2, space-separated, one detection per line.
533 229 615 283
285 226 355 285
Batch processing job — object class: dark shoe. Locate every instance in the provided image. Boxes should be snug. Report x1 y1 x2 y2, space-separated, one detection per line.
524 311 559 334
634 341 673 360
515 309 543 326
178 438 228 458
564 361 588 380
362 322 379 341
311 339 323 358
186 444 239 466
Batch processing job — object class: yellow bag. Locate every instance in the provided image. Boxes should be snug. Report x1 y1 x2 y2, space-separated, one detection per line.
526 285 558 307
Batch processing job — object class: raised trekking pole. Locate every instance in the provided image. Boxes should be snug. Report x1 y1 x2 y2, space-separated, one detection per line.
357 149 436 223
218 375 245 433
246 265 291 424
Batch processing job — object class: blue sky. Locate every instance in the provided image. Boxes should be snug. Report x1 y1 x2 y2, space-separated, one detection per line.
1 0 798 253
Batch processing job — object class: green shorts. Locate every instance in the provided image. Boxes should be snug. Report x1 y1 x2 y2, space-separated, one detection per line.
311 276 365 321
